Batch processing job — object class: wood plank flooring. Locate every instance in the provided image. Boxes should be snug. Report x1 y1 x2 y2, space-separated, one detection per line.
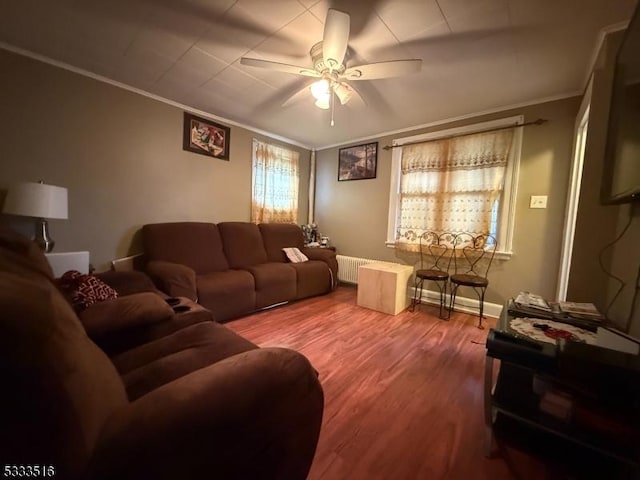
226 286 550 480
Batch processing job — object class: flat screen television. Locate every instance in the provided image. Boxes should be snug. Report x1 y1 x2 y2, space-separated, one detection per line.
601 4 640 204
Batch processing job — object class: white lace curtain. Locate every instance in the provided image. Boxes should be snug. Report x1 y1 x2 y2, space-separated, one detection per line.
395 128 514 251
251 139 299 224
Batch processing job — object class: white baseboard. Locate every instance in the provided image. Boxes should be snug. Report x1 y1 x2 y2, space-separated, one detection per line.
410 286 502 319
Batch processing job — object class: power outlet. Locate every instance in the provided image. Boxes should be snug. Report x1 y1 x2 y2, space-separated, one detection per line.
530 195 548 209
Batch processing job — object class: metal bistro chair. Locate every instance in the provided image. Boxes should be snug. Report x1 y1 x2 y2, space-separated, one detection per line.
449 233 497 329
410 232 453 319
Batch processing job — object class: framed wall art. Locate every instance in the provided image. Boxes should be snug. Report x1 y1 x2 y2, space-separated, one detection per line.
338 142 378 181
183 112 230 160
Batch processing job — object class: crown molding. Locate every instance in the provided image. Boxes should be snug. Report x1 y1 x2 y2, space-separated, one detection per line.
583 21 629 88
317 91 581 151
0 42 312 151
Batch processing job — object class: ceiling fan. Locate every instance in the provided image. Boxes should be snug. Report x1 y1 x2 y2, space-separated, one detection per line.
240 8 422 123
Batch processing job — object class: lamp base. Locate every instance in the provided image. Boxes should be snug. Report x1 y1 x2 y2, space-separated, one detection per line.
34 218 55 253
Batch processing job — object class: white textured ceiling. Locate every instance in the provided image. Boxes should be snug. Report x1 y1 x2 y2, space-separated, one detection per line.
0 0 637 148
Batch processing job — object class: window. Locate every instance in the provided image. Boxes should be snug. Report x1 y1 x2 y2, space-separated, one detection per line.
251 139 299 223
387 116 523 255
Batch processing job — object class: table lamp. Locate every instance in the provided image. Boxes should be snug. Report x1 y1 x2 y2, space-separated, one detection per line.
3 180 68 252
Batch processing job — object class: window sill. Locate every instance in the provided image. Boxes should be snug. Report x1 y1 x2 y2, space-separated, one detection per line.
385 241 513 260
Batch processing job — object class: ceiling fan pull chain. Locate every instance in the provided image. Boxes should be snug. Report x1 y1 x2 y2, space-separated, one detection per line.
330 89 335 127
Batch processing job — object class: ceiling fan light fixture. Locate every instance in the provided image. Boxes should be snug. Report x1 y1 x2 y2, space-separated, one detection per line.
240 8 421 118
310 79 330 101
334 83 353 105
315 98 330 110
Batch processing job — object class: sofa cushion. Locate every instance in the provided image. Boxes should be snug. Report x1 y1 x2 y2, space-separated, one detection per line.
0 227 128 477
90 306 216 357
218 222 268 268
79 292 174 338
289 261 333 300
246 263 297 309
112 321 257 400
143 222 229 274
259 223 305 262
196 270 256 322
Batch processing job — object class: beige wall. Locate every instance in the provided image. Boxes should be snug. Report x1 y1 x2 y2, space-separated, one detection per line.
568 32 622 305
315 97 580 305
0 49 310 271
568 31 640 336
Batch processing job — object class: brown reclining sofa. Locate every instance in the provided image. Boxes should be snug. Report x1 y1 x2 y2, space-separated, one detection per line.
0 226 323 479
143 222 338 322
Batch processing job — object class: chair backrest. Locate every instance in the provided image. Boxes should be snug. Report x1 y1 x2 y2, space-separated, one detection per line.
451 232 497 278
418 231 452 272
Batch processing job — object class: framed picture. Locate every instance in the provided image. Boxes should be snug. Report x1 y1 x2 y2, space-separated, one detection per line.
183 112 230 160
338 142 378 181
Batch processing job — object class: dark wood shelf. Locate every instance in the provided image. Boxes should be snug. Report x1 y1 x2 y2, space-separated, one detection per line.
486 304 640 478
492 413 638 479
492 362 639 466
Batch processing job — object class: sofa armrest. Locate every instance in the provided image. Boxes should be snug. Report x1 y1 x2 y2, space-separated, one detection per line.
302 247 335 262
302 248 338 288
79 292 174 338
95 270 160 296
146 260 197 300
89 348 324 480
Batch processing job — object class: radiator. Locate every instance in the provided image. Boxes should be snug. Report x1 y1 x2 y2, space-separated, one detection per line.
336 255 399 284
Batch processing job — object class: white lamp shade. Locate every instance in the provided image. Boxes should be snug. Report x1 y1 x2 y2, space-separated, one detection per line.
3 182 68 219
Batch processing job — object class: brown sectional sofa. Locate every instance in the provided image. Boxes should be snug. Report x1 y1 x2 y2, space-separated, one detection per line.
0 227 324 479
143 222 338 322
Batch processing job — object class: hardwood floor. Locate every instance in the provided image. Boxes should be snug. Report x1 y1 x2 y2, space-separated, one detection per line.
226 286 549 480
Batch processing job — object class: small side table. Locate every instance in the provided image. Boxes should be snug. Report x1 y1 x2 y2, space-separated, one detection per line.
304 245 336 252
357 263 414 315
45 251 90 278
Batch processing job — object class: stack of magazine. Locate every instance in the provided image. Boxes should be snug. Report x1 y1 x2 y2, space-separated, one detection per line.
509 292 604 331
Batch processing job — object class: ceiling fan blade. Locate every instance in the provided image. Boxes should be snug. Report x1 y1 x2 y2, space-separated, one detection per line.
281 81 317 107
323 8 350 71
240 57 321 78
343 59 422 80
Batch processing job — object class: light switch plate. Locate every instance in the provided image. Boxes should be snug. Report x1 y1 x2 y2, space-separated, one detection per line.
530 195 548 209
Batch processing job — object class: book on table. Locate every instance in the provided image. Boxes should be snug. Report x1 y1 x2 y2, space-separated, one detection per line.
509 293 603 330
557 301 605 320
514 291 553 312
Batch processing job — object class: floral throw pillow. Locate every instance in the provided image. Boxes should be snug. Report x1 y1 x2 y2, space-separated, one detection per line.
58 270 118 312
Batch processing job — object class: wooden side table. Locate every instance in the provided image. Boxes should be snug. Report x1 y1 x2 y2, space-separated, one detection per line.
357 263 414 315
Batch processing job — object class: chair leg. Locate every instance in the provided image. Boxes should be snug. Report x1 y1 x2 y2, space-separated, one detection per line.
449 282 458 318
478 287 486 329
411 277 423 312
437 280 449 320
442 280 449 320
